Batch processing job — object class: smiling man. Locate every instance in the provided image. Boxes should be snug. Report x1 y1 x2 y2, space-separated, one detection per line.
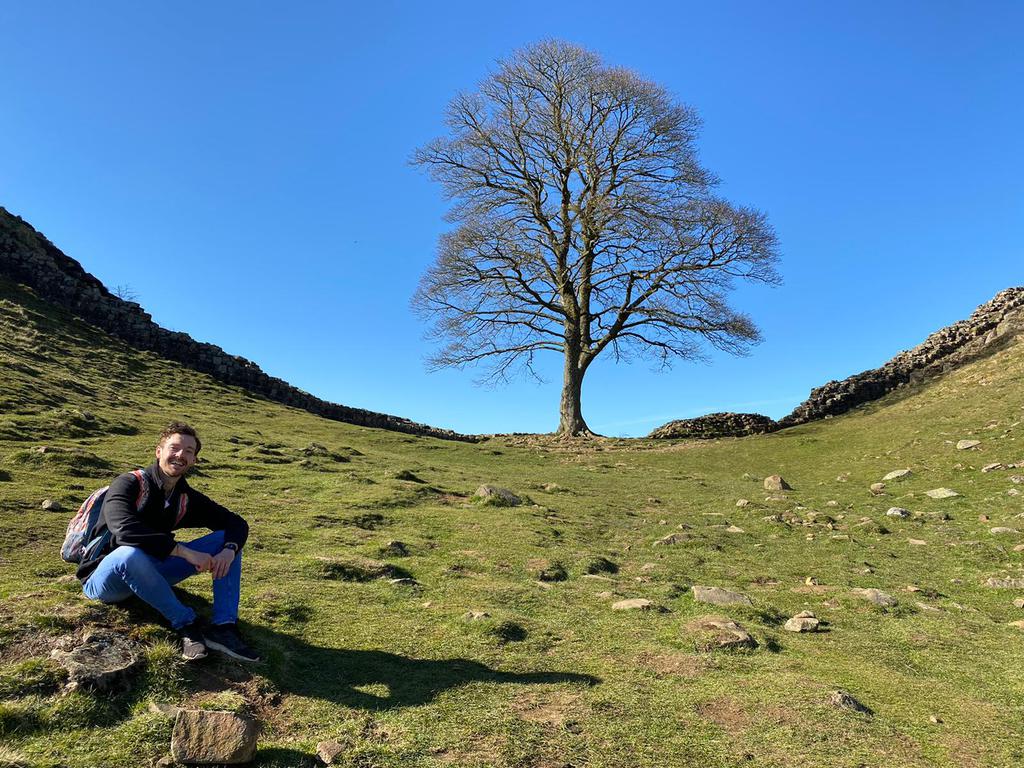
77 422 259 662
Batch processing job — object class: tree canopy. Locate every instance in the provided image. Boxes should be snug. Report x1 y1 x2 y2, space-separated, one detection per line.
413 40 780 435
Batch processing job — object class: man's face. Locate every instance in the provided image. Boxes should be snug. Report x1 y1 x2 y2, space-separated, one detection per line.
156 433 198 478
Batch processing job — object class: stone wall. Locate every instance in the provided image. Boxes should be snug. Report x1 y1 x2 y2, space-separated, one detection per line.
779 286 1024 427
0 206 475 442
648 412 778 440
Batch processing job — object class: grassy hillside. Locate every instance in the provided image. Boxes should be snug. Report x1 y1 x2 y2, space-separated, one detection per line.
1 275 1023 768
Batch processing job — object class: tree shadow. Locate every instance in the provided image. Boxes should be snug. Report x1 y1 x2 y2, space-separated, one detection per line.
253 624 600 711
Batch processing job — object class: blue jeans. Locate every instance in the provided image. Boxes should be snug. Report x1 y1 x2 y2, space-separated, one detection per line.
82 531 241 629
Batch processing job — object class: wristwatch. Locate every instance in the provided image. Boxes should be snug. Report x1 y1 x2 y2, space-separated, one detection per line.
222 542 239 553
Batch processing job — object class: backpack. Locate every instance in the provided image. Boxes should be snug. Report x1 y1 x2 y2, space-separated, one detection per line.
61 469 150 563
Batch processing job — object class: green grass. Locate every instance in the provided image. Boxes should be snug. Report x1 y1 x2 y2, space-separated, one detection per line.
1 276 1024 766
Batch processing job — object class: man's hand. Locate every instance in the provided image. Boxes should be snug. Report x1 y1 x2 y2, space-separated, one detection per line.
210 548 236 580
175 544 213 574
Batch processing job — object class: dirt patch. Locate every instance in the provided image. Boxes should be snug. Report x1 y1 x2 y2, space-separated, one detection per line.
696 696 751 735
636 652 712 678
434 734 505 766
511 690 582 727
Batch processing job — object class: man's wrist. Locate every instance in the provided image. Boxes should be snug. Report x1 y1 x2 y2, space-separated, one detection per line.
221 542 239 554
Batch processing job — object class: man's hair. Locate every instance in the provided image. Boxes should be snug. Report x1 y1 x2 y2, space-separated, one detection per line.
158 421 202 455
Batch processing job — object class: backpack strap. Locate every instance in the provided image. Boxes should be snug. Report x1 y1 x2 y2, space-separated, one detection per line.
174 494 188 527
131 469 150 510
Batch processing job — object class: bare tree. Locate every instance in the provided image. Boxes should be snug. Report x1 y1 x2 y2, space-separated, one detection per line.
413 40 780 436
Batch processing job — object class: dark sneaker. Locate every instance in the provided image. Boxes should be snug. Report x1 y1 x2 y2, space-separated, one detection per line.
177 621 207 661
204 623 261 662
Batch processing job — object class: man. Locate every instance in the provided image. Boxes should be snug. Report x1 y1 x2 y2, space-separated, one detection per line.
78 421 259 662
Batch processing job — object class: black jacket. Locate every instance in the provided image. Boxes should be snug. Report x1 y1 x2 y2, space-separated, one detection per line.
76 462 249 582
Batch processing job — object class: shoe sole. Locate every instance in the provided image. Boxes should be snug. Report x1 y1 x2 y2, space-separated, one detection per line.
205 638 260 663
181 649 207 661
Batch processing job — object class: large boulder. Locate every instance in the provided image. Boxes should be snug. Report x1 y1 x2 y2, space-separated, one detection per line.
170 709 258 764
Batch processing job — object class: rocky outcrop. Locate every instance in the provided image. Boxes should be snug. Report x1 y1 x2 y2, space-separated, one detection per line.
648 412 777 440
0 207 474 442
780 287 1024 427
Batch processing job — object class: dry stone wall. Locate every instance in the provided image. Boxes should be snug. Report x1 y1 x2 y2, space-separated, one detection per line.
0 206 474 442
648 412 778 440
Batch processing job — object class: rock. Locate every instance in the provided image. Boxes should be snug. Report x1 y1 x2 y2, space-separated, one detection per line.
541 482 562 492
1010 489 1022 497
170 709 258 764
612 598 656 611
991 527 1018 535
50 630 139 689
648 412 778 439
826 500 839 507
985 578 1024 589
836 472 850 482
736 499 750 507
41 498 63 511
653 533 688 546
692 585 752 606
725 525 745 534
686 615 756 650
828 689 872 715
925 488 960 499
851 588 897 607
883 469 913 481
388 577 419 587
463 611 490 621
908 538 927 546
475 485 521 506
982 463 1006 473
886 507 911 518
1014 598 1024 609
1008 620 1024 630
784 611 820 632
929 715 943 724
1011 475 1024 484
763 475 792 491
317 740 349 765
870 483 886 495
956 439 981 450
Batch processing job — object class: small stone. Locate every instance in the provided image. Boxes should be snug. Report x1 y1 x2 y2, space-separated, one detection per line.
870 483 886 495
653 533 688 546
883 469 913 481
725 525 745 534
917 602 940 612
736 499 750 507
41 498 63 511
991 527 1018 535
388 577 419 587
925 488 960 499
886 507 911 518
763 475 792 491
541 483 562 492
906 585 922 592
1010 489 1022 497
805 576 818 585
1008 620 1024 630
317 740 349 765
1013 598 1024 608
475 485 521 506
686 615 756 650
982 463 1005 473
929 715 943 724
826 500 839 507
979 514 991 522
612 598 656 611
1011 476 1024 484
170 710 258 764
851 588 897 607
692 585 753 606
463 611 490 621
908 538 927 546
828 689 872 715
784 612 820 632
956 440 981 450
836 472 850 482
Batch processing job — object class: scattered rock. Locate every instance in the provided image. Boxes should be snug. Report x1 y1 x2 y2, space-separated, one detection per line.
908 538 927 546
784 611 820 632
826 500 839 507
982 463 1006 473
869 483 886 495
41 498 63 511
763 475 792 491
50 630 140 690
925 488 960 499
886 507 911 518
692 585 753 607
836 472 850 482
1013 598 1024 609
985 578 1024 589
851 588 897 607
612 598 657 611
170 709 258 764
883 469 913 481
956 440 981 450
1008 620 1024 630
463 611 490 621
653 533 688 546
649 412 777 439
541 483 562 492
388 577 419 587
736 499 750 507
991 527 1019 536
686 615 756 650
475 485 521 506
1011 475 1024 484
317 740 349 765
725 525 745 534
828 689 872 715
929 715 943 724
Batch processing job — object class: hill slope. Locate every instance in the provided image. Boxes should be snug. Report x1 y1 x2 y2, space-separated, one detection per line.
2 276 1024 768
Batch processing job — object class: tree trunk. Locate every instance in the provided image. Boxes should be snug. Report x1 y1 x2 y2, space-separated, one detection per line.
556 355 593 436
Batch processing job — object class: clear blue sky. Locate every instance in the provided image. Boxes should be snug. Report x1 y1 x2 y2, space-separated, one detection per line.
2 1 1021 436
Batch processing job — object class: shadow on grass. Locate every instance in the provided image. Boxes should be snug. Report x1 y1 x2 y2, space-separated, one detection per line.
254 625 600 711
